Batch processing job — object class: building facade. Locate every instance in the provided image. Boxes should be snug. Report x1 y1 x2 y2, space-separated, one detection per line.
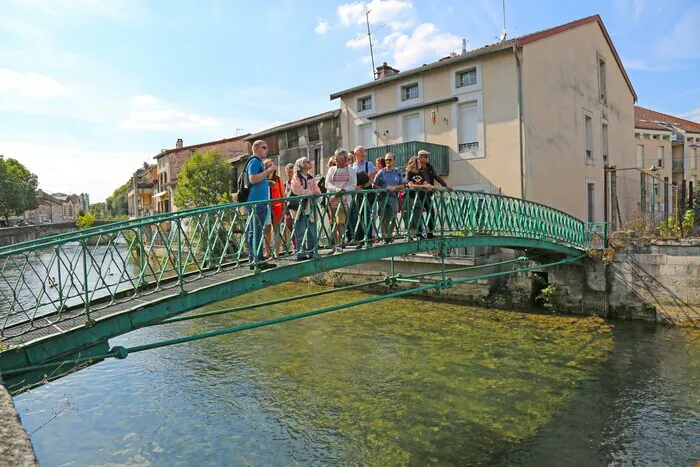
153 135 250 213
331 15 637 223
25 190 64 224
243 110 342 179
127 163 157 218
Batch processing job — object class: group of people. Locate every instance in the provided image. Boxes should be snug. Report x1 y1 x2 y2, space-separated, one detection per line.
242 139 450 270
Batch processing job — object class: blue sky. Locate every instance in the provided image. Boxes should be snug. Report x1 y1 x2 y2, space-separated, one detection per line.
1 0 699 201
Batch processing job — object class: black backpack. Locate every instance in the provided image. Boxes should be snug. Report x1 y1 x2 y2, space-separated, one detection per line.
237 158 253 203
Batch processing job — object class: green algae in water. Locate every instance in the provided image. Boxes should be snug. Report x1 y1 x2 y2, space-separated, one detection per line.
180 283 614 465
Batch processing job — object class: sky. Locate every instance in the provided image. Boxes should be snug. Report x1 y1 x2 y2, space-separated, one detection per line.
1 0 699 202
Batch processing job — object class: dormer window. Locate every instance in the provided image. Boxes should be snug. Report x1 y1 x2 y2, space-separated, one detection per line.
401 83 419 101
456 68 477 88
357 95 372 112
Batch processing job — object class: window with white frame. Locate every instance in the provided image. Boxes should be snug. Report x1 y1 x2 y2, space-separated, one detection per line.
359 123 373 148
636 145 644 168
598 56 607 103
401 83 419 101
692 148 698 170
458 101 479 153
584 114 593 163
456 68 477 88
657 146 664 168
601 122 609 165
357 95 372 112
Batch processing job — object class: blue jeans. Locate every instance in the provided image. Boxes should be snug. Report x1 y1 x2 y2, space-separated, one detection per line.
246 203 268 263
294 214 317 258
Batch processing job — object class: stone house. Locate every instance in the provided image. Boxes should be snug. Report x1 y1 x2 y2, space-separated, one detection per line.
127 163 157 218
153 135 250 213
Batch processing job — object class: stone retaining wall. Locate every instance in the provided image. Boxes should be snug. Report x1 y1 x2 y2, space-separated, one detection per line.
0 384 38 466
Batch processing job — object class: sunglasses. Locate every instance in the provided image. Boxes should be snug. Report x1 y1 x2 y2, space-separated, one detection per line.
385 158 394 162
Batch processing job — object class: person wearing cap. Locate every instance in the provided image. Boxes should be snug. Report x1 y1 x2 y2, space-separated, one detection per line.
418 149 451 239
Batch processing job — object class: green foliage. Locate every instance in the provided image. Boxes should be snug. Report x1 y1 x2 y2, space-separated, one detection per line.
106 182 130 218
76 211 96 229
89 202 107 219
658 209 695 237
537 284 564 313
174 150 232 209
0 155 39 220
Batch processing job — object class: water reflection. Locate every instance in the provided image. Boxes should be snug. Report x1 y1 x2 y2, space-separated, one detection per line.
13 283 700 466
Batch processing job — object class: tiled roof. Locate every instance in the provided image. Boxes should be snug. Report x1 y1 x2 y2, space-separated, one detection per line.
244 110 341 141
330 14 637 102
153 134 251 160
635 106 700 134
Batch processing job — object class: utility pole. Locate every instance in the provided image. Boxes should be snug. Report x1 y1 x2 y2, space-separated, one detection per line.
366 9 376 79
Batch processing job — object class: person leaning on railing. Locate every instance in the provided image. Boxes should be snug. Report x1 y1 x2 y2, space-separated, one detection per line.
373 152 404 244
405 155 435 240
418 149 451 238
352 145 377 245
291 157 321 260
325 148 357 252
283 163 297 250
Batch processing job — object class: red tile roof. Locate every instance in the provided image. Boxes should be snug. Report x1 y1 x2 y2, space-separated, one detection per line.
635 106 700 134
331 14 637 102
154 134 251 159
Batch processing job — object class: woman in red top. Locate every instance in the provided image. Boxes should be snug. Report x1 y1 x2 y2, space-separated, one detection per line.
264 158 285 258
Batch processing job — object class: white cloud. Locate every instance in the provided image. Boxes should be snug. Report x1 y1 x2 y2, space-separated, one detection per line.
657 3 700 60
337 0 461 70
683 108 700 123
0 140 151 201
0 68 69 98
337 0 413 27
314 20 329 34
120 95 219 131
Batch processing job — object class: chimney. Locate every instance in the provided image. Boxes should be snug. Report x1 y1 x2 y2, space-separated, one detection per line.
176 138 183 149
462 39 467 54
375 62 400 79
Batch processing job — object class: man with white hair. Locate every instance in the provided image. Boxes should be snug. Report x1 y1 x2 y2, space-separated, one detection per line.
326 148 357 251
351 146 376 244
245 140 277 270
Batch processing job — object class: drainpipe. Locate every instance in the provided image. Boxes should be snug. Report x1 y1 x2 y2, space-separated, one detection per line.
513 43 525 200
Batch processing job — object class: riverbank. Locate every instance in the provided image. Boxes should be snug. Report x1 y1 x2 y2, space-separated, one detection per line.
0 385 38 466
307 241 700 326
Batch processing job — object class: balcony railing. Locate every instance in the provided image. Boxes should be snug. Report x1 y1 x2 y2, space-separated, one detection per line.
672 159 684 172
366 141 449 176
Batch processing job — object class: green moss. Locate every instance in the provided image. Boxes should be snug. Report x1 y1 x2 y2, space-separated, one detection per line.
186 283 614 465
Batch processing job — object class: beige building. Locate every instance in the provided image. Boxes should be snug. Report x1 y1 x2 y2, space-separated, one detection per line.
127 163 157 218
634 106 700 190
331 14 638 223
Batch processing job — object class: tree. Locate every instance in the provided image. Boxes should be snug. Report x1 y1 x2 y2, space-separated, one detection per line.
76 210 96 229
105 182 130 218
0 156 39 220
174 150 232 209
89 202 107 220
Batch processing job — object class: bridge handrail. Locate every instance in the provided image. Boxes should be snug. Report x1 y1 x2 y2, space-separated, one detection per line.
0 189 589 257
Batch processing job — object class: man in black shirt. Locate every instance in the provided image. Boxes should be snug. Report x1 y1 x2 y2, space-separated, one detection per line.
418 150 451 238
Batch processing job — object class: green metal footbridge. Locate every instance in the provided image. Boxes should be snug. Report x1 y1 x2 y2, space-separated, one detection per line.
0 189 604 393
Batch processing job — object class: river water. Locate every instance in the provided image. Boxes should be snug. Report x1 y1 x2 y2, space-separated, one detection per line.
11 281 700 466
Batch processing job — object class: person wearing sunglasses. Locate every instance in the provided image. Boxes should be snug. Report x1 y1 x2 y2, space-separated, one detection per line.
372 152 404 243
245 140 277 270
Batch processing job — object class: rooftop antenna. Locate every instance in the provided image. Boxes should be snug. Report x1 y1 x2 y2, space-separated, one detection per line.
498 0 507 41
366 9 377 79
235 128 243 136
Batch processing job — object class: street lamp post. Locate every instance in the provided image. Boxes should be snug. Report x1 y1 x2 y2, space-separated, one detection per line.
650 165 659 220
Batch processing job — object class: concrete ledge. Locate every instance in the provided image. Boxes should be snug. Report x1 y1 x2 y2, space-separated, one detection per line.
0 384 38 466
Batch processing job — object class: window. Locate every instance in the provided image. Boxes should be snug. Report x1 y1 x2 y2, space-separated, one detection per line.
635 132 641 139
308 123 320 142
587 182 595 223
402 113 421 142
636 145 644 168
458 101 479 153
584 114 593 163
231 167 239 191
692 148 697 170
652 134 659 140
643 133 650 140
401 83 419 101
359 123 373 148
456 68 477 88
601 122 609 165
313 147 321 173
657 146 664 168
287 128 299 148
598 56 607 103
357 96 372 112
692 175 697 186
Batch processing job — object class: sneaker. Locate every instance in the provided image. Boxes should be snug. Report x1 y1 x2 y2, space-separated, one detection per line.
334 246 344 253
426 233 435 239
259 263 277 270
296 255 309 261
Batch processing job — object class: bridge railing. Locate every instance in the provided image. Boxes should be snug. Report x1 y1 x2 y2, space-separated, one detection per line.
0 189 591 339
